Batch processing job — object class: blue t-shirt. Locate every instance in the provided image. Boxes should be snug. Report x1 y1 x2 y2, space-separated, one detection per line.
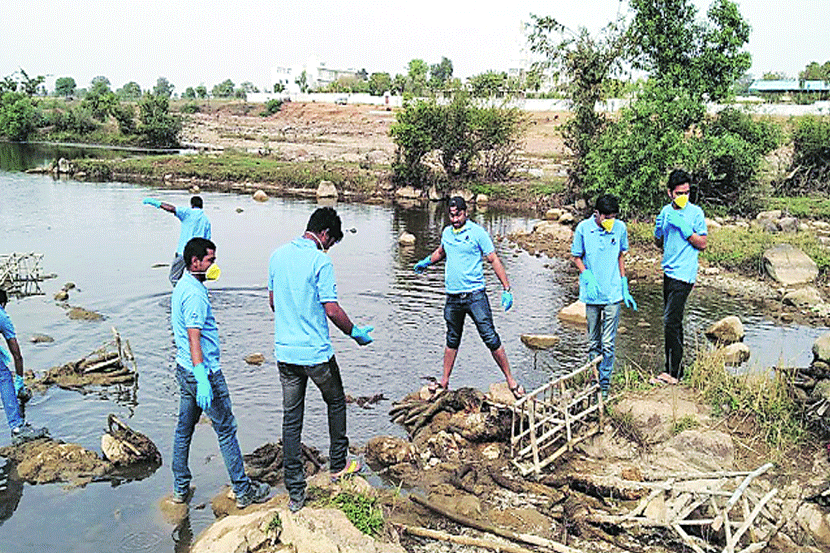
268 237 338 365
0 306 16 372
175 207 212 255
441 221 495 294
171 272 221 373
571 217 628 304
654 202 707 284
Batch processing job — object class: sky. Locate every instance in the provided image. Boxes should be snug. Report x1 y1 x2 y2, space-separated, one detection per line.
2 0 828 93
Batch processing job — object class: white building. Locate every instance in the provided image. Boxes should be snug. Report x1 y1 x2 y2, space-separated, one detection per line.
270 56 359 94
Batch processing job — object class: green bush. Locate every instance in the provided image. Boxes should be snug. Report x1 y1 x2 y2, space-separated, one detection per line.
782 115 830 193
112 103 136 135
180 102 200 114
0 91 38 141
48 106 99 134
138 93 182 148
260 99 283 116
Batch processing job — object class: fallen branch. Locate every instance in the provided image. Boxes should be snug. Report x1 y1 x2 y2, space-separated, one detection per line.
400 524 538 553
410 493 582 553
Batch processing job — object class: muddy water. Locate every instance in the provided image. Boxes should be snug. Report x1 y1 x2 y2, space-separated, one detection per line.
0 149 823 551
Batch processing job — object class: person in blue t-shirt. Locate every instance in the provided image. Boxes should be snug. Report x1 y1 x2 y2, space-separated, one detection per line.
170 237 270 509
413 196 524 400
268 207 373 513
143 195 212 286
571 194 637 399
654 169 708 382
0 289 48 445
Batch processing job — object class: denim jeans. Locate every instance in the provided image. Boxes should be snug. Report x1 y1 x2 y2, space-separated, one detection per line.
0 365 23 431
169 254 186 287
444 289 501 351
172 365 251 497
663 275 694 379
278 356 348 502
585 302 622 390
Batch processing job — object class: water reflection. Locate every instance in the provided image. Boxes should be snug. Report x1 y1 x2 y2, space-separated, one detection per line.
0 153 825 552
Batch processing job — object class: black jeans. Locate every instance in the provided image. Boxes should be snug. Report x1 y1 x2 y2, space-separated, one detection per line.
663 275 694 379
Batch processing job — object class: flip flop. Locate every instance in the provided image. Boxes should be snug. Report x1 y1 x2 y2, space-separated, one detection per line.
331 458 362 483
657 372 679 385
427 381 447 398
509 383 526 400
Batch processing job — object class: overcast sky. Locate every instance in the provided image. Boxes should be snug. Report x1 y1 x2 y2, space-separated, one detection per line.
2 0 827 93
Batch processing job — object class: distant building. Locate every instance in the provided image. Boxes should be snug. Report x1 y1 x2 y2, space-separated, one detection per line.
748 79 830 100
270 56 359 94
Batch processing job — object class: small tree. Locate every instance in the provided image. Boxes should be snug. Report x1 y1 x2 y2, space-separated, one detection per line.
0 91 38 141
138 93 181 148
294 71 308 93
368 72 391 96
182 87 196 99
429 57 453 91
55 76 77 98
195 85 208 99
153 77 175 98
212 79 235 98
118 81 142 100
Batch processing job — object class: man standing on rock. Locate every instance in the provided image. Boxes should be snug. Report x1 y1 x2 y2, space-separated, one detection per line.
268 207 373 512
413 196 524 399
170 237 270 508
143 195 212 286
0 289 49 445
571 194 637 400
655 169 707 382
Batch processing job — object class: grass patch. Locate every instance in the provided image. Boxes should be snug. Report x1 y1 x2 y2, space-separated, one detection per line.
314 490 384 536
688 348 804 454
765 196 830 221
671 414 700 435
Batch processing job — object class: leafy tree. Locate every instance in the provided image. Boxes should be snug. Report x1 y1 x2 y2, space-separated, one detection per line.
295 71 308 93
89 76 112 95
240 81 259 94
137 93 181 147
356 68 368 81
405 59 429 96
82 79 118 121
212 79 235 98
467 71 508 98
782 116 830 193
762 71 787 80
17 70 45 96
195 85 208 99
391 74 406 95
0 91 38 140
800 61 830 81
117 81 142 100
429 57 453 90
272 82 285 93
153 77 175 98
112 103 136 135
368 72 391 96
182 87 196 99
55 77 77 97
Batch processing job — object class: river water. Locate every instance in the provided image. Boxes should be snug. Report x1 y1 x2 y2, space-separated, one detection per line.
0 145 823 552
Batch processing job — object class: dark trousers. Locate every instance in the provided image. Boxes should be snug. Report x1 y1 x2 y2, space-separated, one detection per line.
663 275 694 379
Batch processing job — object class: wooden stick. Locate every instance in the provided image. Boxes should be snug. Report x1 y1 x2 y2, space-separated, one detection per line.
410 494 582 553
726 488 777 553
399 524 539 553
671 522 707 553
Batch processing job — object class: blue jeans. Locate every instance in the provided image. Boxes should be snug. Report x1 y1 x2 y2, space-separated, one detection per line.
444 289 501 351
585 302 622 391
663 275 694 379
0 365 23 431
278 356 348 502
169 254 186 287
172 365 251 497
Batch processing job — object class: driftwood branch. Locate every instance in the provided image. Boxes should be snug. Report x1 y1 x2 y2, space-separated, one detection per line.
400 524 538 553
410 493 582 553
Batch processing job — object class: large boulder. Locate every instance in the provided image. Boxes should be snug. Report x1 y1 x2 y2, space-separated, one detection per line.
532 220 574 242
253 189 269 202
520 334 560 350
559 301 587 326
813 333 830 364
398 232 416 246
783 286 823 309
719 342 750 366
704 316 744 345
763 244 818 285
316 180 338 199
796 503 830 547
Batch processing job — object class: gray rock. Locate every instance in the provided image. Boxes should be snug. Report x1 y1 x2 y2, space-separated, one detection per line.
475 193 489 205
30 334 54 344
316 180 338 199
544 208 563 221
720 342 750 366
778 217 799 233
394 186 421 199
813 333 830 364
397 232 416 246
520 334 560 350
763 244 818 285
558 212 575 225
559 301 587 327
252 189 269 202
783 286 823 309
704 316 745 344
756 209 783 220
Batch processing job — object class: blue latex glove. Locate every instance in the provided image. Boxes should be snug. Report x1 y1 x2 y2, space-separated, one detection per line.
413 256 431 274
350 325 374 345
501 290 513 312
621 277 638 311
580 269 602 298
192 362 213 411
667 210 693 239
14 374 25 394
142 197 162 208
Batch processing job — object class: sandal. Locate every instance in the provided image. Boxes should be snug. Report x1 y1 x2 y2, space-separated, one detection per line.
657 372 679 385
427 381 447 398
331 458 362 483
509 383 526 400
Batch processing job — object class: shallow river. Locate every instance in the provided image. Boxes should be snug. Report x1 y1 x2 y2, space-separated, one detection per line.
0 145 823 552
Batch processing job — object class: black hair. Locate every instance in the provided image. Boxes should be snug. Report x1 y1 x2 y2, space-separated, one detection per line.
667 169 691 192
595 194 619 216
191 196 203 209
306 207 344 243
183 237 216 267
0 289 6 306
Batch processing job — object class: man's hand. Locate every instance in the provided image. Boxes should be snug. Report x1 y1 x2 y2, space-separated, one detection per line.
667 210 693 239
350 325 374 346
192 363 213 411
413 256 431 274
621 277 638 311
581 269 602 298
142 197 162 208
501 290 513 312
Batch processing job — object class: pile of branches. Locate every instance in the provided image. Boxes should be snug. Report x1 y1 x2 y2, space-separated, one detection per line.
243 441 325 485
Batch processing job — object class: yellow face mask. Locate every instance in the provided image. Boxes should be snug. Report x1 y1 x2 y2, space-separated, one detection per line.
205 263 221 281
673 194 689 209
600 218 615 233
